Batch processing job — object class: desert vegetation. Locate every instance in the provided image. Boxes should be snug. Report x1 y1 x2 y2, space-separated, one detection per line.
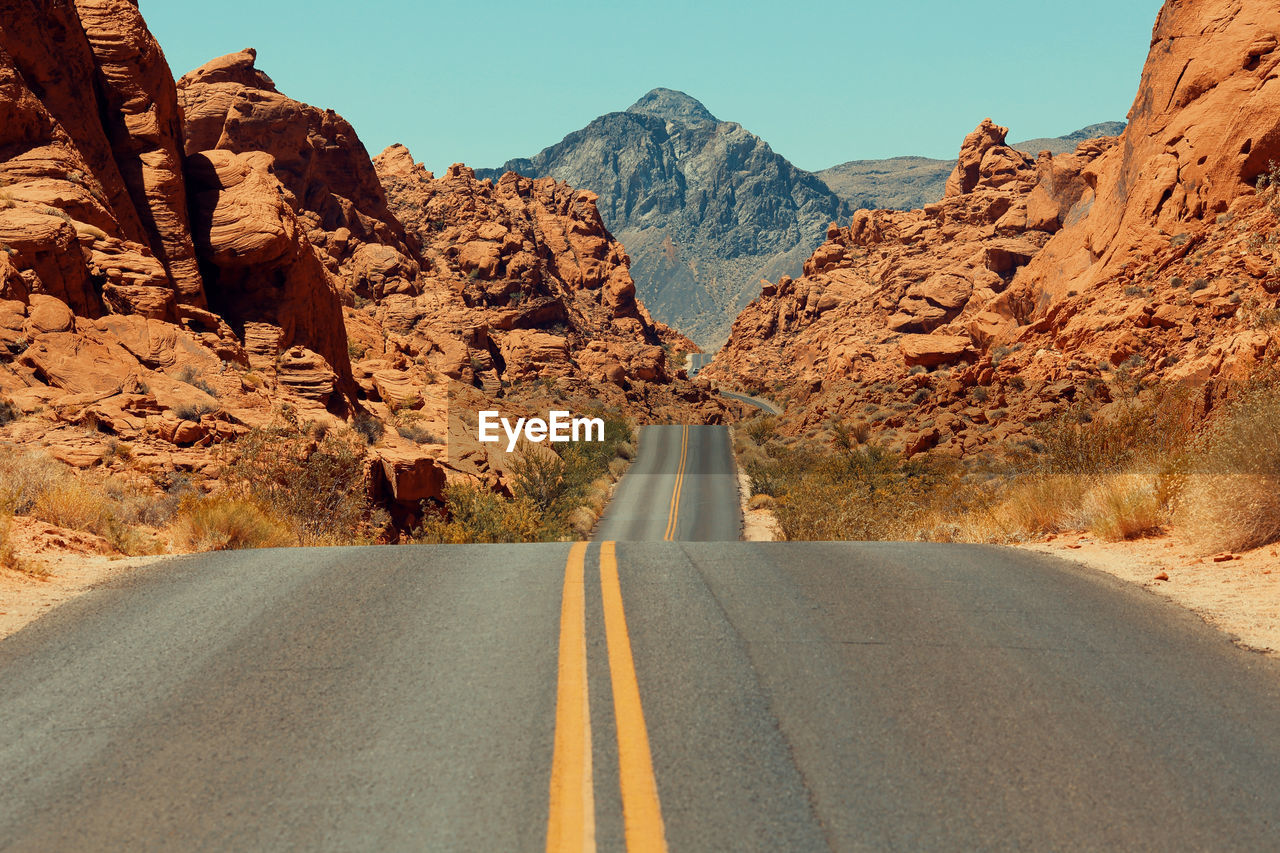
416 409 635 543
0 402 639 572
736 373 1280 554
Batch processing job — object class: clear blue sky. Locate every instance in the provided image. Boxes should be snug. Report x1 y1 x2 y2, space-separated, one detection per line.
145 0 1164 175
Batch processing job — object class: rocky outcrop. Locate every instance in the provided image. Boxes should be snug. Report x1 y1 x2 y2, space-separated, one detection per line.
711 0 1280 458
814 123 1127 213
0 0 206 319
185 148 355 402
74 0 205 308
373 149 699 383
478 89 847 347
706 118 1123 453
177 49 416 279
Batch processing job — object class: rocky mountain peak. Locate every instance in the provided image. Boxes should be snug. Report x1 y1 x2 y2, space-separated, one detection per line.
625 88 718 126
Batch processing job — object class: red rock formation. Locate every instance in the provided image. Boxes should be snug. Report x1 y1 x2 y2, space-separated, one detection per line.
372 147 700 392
711 0 1280 457
177 50 418 283
74 0 205 309
0 1 725 533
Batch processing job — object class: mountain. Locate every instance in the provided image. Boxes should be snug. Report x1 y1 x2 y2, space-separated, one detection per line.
709 0 1279 457
0 6 724 536
478 89 848 348
1009 121 1128 157
815 123 1127 213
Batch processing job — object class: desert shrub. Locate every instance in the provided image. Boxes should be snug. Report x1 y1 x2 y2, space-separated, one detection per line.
966 474 1090 541
1083 475 1163 541
1177 381 1280 552
32 481 113 536
396 422 440 444
744 415 777 445
766 442 944 541
175 365 218 397
0 398 18 426
0 449 65 514
100 438 133 464
222 416 375 545
352 414 385 445
745 455 785 497
173 496 291 551
0 448 163 553
415 484 541 544
174 401 218 422
1031 388 1196 476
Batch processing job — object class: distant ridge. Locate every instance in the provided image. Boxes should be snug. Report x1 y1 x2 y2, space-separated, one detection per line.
816 122 1128 212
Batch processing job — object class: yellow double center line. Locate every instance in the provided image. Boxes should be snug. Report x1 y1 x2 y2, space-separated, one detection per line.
663 426 689 542
547 542 669 853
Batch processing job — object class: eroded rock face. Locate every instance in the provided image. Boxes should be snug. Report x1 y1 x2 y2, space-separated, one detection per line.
372 147 697 392
73 0 206 309
711 0 1280 457
177 49 418 280
0 0 202 318
186 149 355 403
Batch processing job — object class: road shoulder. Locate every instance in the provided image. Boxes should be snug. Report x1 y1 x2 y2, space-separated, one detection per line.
1022 534 1280 656
1 516 166 641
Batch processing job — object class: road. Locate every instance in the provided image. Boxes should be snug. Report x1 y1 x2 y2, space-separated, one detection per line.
3 427 1280 850
593 425 741 542
685 353 712 378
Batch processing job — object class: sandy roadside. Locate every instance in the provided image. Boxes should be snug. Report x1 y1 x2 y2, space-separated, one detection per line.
1023 534 1280 656
1 517 168 641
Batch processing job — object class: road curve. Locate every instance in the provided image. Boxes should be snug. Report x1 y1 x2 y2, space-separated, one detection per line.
593 424 741 542
717 388 780 415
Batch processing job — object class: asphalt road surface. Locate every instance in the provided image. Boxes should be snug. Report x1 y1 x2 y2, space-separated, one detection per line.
717 388 779 415
3 428 1280 850
685 354 712 378
594 425 741 542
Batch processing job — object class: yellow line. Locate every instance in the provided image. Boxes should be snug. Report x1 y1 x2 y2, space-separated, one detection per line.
663 427 689 541
547 542 595 853
599 541 669 852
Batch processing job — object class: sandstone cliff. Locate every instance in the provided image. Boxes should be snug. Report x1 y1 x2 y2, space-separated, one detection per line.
0 6 726 533
710 0 1280 456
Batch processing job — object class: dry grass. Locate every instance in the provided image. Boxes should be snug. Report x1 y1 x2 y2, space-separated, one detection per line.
1176 381 1280 551
32 481 113 535
0 448 166 557
221 413 380 546
1084 475 1164 541
173 496 291 551
743 372 1280 554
